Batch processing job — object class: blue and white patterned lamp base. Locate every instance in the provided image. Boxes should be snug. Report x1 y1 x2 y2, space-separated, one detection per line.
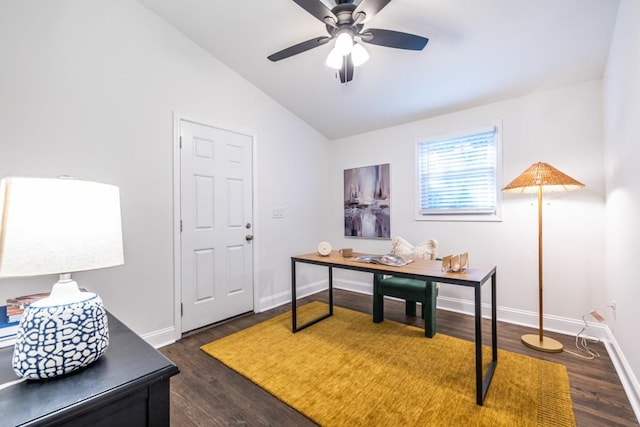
12 295 109 379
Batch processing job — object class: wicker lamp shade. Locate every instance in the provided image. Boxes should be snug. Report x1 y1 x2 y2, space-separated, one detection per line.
502 162 584 194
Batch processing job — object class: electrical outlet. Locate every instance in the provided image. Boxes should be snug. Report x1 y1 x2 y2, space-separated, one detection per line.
611 300 616 320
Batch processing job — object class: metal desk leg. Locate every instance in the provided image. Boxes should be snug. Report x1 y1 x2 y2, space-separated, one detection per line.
491 272 498 361
291 260 333 332
476 272 498 405
291 258 297 332
328 266 334 316
475 284 483 405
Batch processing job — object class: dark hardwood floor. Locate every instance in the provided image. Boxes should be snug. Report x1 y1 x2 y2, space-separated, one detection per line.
160 289 638 426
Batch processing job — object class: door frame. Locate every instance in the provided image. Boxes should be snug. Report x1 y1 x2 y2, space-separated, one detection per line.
172 111 259 341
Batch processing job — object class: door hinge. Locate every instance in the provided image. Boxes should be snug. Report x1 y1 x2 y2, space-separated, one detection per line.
179 136 182 149
180 220 183 232
180 303 183 317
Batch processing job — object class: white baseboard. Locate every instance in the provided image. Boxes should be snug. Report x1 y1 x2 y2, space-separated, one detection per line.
257 279 328 312
436 295 610 340
334 278 372 295
604 329 640 423
142 326 176 349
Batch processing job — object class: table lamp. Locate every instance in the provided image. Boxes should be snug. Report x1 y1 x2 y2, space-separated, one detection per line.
0 177 124 379
502 162 584 352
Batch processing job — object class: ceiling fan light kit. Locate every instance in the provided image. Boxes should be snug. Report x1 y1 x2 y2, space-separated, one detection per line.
334 30 355 56
351 43 369 67
326 42 369 70
268 0 428 84
325 47 344 69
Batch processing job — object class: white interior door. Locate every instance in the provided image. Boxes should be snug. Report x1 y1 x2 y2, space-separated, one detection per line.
180 120 254 333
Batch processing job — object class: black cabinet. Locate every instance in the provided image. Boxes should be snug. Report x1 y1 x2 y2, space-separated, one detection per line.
0 312 179 426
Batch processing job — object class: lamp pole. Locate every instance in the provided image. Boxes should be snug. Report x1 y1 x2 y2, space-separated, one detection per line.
521 183 563 352
537 184 544 342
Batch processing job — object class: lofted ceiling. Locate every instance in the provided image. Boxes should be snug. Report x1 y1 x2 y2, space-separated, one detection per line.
138 0 620 140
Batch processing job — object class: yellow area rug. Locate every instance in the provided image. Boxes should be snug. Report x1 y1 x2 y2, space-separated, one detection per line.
201 302 575 427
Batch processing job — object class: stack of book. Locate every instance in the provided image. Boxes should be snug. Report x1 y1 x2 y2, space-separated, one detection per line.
6 292 50 322
0 305 20 345
1 292 50 347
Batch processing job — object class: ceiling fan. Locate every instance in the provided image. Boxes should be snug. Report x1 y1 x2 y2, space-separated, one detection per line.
268 0 429 84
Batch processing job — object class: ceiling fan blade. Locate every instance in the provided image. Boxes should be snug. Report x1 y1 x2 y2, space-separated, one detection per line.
361 28 428 50
268 36 331 62
293 0 338 27
352 0 392 23
338 54 354 84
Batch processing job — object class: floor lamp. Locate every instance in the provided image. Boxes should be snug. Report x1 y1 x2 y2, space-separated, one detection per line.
502 162 585 353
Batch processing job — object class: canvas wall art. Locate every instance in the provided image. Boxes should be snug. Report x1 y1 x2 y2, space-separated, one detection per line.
344 163 390 239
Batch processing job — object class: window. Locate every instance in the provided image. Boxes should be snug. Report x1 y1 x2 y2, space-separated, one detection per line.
416 125 501 221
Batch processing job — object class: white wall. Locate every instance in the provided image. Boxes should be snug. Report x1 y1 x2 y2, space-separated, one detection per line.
603 0 640 412
328 80 606 327
0 0 329 341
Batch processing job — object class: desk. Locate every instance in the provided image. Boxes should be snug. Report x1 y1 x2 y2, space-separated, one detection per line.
0 312 179 426
291 251 497 406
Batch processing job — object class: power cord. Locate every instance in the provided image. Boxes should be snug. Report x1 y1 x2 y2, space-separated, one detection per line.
564 304 615 360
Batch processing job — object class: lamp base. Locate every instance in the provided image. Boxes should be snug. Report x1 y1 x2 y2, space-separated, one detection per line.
521 334 563 353
12 275 109 379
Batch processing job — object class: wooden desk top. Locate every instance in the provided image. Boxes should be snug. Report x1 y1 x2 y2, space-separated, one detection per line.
292 251 496 286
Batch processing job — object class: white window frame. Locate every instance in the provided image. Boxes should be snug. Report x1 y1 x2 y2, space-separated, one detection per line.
415 123 503 222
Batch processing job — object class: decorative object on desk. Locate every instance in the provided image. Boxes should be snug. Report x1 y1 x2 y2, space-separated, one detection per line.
317 241 332 256
338 247 353 257
344 163 390 239
459 252 468 271
503 162 584 353
441 255 451 272
390 236 437 260
441 252 469 272
0 177 124 379
353 253 413 267
202 302 575 426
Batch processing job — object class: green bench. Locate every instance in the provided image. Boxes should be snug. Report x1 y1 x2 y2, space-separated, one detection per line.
373 274 438 337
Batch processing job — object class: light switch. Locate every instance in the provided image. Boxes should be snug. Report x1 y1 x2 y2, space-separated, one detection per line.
272 207 284 219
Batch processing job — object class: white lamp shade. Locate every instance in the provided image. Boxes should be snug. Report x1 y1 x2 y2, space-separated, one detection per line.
351 43 370 67
334 32 353 56
326 47 343 69
0 177 124 277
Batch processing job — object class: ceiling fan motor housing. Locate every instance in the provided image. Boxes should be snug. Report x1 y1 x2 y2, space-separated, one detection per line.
325 2 363 35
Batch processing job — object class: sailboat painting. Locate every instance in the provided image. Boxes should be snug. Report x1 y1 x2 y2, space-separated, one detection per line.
344 163 390 239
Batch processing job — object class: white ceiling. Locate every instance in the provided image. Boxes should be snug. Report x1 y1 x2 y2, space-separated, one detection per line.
138 0 620 140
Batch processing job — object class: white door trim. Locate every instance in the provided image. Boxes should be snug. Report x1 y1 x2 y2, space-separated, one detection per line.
172 111 259 341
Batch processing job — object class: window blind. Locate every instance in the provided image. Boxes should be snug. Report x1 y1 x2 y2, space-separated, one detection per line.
418 129 497 215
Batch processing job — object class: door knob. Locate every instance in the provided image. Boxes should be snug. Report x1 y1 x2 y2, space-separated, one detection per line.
245 234 254 242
